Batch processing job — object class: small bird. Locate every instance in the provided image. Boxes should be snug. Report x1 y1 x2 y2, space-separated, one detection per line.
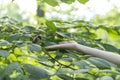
32 35 42 44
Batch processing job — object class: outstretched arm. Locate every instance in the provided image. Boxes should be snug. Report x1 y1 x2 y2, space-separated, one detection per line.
46 41 120 66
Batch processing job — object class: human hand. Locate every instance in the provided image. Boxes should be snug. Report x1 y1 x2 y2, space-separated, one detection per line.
45 41 78 50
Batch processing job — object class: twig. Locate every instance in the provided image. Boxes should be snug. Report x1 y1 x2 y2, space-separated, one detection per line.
44 50 76 70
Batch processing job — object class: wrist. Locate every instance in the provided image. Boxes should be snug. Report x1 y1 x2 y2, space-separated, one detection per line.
73 42 79 50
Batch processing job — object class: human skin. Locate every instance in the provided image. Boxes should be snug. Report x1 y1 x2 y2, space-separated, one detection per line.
45 41 120 66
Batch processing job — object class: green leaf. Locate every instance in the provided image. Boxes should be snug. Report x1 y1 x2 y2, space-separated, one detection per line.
73 60 90 69
99 70 120 74
56 32 69 38
108 29 119 38
56 68 73 75
102 43 119 52
78 0 89 4
65 52 80 60
96 76 114 80
46 20 56 32
0 62 19 79
20 34 32 41
7 34 20 42
55 68 73 79
0 50 9 58
23 64 49 79
61 0 75 4
87 57 117 69
54 52 63 59
28 43 41 53
57 74 72 80
44 0 59 6
73 69 90 74
24 26 35 32
38 56 49 61
60 57 73 62
0 41 11 46
75 78 88 80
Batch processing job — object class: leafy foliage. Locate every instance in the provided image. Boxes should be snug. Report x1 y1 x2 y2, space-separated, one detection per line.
0 62 19 79
0 15 120 80
28 43 41 53
78 0 89 4
23 64 49 79
44 0 59 6
42 0 89 7
0 0 120 80
0 50 9 58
